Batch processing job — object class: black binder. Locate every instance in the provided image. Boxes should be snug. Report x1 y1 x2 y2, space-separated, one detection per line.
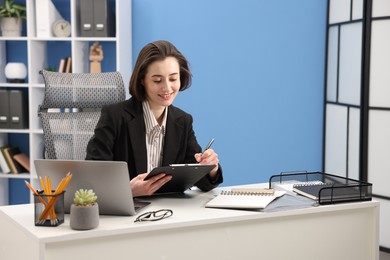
93 0 114 37
9 90 28 129
79 0 114 37
0 90 9 128
79 0 94 37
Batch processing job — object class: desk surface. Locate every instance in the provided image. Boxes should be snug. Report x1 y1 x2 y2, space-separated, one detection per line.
0 183 380 260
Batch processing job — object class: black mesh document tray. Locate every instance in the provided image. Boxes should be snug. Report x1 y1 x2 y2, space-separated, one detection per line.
268 171 372 205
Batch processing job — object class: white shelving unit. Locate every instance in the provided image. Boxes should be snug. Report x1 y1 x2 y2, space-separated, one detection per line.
0 0 132 205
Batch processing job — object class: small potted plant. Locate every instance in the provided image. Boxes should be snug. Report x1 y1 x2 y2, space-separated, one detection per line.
69 189 99 230
0 0 26 37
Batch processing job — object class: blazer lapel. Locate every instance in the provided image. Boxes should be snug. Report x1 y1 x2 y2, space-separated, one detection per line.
125 100 148 173
162 107 183 165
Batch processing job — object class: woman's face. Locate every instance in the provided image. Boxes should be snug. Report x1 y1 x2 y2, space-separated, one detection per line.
143 57 181 110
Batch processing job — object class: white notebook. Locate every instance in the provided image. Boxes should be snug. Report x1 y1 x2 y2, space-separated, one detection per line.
205 189 286 210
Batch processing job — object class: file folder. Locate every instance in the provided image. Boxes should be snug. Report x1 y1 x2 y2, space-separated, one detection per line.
79 0 94 37
93 0 114 37
79 0 114 37
0 90 9 128
36 0 64 38
9 90 28 129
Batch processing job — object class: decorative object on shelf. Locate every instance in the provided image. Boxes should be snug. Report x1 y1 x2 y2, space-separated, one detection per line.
4 62 27 83
0 0 26 37
70 189 99 230
90 42 103 73
52 19 71 37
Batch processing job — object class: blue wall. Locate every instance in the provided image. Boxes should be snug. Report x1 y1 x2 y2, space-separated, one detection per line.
133 0 328 186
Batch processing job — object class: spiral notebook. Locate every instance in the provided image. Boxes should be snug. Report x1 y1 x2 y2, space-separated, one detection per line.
205 188 286 210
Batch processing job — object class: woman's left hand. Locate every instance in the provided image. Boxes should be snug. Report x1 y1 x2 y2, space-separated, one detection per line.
194 148 219 178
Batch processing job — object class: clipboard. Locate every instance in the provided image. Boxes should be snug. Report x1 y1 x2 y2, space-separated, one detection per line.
144 164 215 193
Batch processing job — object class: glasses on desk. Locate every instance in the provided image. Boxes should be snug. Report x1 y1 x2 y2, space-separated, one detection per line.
134 209 173 223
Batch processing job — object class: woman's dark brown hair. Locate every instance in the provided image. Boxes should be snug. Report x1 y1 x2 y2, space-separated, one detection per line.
129 40 192 101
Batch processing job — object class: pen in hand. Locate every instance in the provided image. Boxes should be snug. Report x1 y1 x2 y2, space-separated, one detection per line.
195 138 215 163
204 138 215 153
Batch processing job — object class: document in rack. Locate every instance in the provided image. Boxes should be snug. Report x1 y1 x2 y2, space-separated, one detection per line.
292 183 364 201
205 189 286 210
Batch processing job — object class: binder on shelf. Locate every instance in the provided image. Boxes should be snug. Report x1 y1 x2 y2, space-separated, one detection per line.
13 153 30 173
0 146 11 174
65 57 72 73
79 0 94 37
268 171 372 205
57 57 71 73
79 0 114 37
36 0 64 38
3 147 25 174
58 58 66 72
93 0 114 37
0 90 9 129
9 90 28 129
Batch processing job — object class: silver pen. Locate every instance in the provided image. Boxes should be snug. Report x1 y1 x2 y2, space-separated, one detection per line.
204 138 215 153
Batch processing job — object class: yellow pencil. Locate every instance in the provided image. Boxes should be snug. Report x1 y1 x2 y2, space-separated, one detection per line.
38 173 72 222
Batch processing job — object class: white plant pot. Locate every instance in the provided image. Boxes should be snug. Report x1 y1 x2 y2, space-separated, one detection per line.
70 203 99 230
0 17 22 37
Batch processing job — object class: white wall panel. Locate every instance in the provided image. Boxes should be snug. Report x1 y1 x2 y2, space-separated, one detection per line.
329 0 351 24
348 107 360 180
372 0 390 18
368 110 390 197
326 26 339 102
338 22 362 106
376 198 390 248
325 104 348 177
369 20 390 108
352 0 364 20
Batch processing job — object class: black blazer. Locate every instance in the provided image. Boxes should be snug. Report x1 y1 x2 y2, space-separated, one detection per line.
86 98 223 191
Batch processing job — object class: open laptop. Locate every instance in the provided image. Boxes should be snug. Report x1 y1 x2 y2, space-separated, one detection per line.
34 159 149 216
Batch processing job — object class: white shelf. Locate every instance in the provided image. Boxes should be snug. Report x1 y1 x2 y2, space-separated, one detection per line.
0 83 29 88
0 0 132 205
0 173 30 179
0 129 30 134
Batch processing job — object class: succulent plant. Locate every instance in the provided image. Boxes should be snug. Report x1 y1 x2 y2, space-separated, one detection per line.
73 189 97 206
0 0 27 19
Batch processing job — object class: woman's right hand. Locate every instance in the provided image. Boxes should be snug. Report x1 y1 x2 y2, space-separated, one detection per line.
130 172 172 197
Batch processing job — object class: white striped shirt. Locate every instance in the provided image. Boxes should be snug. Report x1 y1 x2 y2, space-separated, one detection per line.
142 101 167 173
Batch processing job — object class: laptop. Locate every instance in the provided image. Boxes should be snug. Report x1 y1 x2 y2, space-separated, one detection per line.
34 159 149 216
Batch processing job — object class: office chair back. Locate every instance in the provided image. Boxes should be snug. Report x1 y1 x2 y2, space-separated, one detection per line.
39 70 125 160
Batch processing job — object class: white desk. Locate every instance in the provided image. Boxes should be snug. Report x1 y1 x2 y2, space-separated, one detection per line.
0 184 379 260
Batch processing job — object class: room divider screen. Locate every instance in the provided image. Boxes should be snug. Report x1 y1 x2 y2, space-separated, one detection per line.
323 0 390 250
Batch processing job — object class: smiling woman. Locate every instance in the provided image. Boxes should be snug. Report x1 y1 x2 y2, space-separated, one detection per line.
86 40 224 197
143 57 181 118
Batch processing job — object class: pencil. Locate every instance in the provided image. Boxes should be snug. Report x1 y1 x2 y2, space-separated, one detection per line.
24 180 47 206
38 173 72 222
